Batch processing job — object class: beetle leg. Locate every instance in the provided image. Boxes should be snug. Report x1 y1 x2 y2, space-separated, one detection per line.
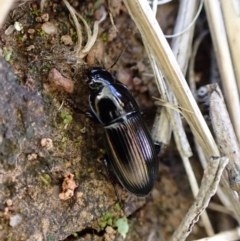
85 111 98 121
103 157 124 210
154 142 162 155
65 98 85 114
65 99 100 121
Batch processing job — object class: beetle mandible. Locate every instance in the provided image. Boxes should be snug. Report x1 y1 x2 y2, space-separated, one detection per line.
85 67 160 197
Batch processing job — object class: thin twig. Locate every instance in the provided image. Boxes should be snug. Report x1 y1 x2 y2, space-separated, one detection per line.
208 84 240 192
170 156 228 241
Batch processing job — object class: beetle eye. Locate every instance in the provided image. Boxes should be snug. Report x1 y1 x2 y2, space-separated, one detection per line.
89 79 103 90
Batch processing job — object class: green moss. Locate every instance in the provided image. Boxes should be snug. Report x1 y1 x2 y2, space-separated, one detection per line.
114 217 129 238
31 9 40 16
2 47 12 62
17 35 23 41
99 212 113 229
60 111 73 125
93 0 102 10
72 232 78 237
114 203 121 211
100 32 108 42
37 29 45 36
40 173 51 185
72 31 78 41
47 236 55 241
74 170 80 178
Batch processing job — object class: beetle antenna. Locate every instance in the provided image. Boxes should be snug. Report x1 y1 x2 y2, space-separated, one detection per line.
108 38 132 71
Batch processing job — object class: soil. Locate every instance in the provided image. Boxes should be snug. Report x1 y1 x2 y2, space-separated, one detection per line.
0 1 236 241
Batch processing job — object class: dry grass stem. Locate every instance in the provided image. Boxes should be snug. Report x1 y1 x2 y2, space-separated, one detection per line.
0 0 15 27
193 227 240 241
208 202 234 216
40 0 47 12
63 0 83 56
170 156 228 241
108 0 118 33
123 0 219 157
221 0 240 94
204 0 240 142
168 0 199 194
171 0 200 75
147 53 172 146
208 84 240 192
63 0 106 59
188 30 209 92
154 98 193 114
151 107 171 146
145 11 171 145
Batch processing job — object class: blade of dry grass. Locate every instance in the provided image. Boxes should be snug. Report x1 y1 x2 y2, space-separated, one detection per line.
171 0 201 75
0 0 15 27
123 0 219 158
204 0 240 142
208 202 234 216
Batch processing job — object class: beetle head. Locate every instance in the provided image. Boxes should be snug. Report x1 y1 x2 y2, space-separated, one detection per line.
86 67 115 91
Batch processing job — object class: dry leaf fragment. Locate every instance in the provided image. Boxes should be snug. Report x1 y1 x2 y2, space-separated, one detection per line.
59 172 78 200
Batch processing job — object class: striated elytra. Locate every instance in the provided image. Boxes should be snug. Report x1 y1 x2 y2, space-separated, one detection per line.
86 67 159 196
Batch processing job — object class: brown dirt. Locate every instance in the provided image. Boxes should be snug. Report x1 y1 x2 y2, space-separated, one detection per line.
0 1 236 241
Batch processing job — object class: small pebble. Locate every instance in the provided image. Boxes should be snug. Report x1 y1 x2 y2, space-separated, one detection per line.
35 16 42 22
107 26 117 42
27 153 38 161
22 34 28 42
9 214 22 227
52 3 58 12
5 25 15 35
28 29 35 34
14 22 23 31
41 22 57 34
61 35 73 46
26 45 35 51
41 13 49 22
41 138 53 149
31 3 38 10
5 199 13 206
133 77 141 85
47 68 74 93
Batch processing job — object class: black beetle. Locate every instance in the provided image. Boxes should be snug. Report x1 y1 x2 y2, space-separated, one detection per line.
85 67 160 197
